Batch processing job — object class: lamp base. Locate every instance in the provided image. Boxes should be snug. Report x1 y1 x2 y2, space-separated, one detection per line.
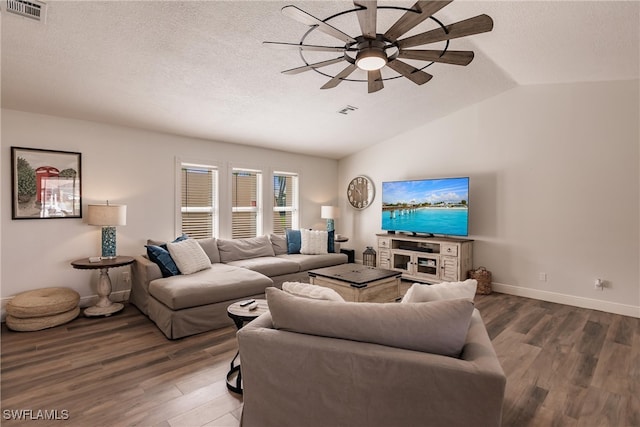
101 226 117 259
326 219 335 232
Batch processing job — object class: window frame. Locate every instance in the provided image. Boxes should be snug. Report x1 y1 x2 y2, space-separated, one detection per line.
272 170 299 235
175 158 220 238
230 166 263 239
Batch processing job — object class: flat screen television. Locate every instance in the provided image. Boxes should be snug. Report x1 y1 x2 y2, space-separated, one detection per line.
381 177 469 237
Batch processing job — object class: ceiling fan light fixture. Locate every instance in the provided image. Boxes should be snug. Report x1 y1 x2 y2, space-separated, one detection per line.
355 48 387 71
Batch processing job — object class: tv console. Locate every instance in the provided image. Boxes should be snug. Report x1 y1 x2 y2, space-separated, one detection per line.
376 234 473 284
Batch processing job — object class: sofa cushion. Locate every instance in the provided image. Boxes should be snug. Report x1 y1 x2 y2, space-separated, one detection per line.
282 282 344 302
300 229 328 255
197 237 221 264
225 256 300 277
149 264 273 310
277 253 348 271
285 229 301 254
218 235 275 263
167 238 212 275
269 234 288 256
402 279 477 303
266 287 474 357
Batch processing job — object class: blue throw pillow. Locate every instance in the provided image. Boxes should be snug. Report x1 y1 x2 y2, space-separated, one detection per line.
285 229 301 254
146 245 180 277
145 235 189 277
328 229 335 253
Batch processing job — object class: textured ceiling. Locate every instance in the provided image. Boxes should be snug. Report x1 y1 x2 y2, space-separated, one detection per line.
2 1 639 159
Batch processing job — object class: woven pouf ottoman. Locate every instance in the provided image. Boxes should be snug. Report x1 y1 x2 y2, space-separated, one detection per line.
6 287 80 332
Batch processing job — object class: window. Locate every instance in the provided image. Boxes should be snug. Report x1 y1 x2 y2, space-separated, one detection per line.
273 171 299 235
231 168 262 238
180 163 218 239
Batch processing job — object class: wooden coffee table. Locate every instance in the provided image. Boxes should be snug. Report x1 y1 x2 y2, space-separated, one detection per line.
308 264 402 303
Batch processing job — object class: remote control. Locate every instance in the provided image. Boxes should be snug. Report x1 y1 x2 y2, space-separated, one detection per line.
247 301 259 311
239 299 255 307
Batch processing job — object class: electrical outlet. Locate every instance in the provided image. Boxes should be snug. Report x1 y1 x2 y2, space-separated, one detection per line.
594 278 604 291
122 271 131 283
538 272 547 282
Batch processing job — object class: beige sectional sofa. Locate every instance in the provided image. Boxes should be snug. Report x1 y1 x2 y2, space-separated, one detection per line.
130 234 347 339
238 285 506 427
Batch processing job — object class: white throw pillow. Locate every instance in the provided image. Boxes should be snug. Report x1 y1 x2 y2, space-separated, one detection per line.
300 229 328 255
282 282 344 302
402 279 477 303
167 238 212 275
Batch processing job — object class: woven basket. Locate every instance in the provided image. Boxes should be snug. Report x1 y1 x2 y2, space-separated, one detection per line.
468 267 492 295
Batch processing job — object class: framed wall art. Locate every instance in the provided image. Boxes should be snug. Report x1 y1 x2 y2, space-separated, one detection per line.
11 147 82 219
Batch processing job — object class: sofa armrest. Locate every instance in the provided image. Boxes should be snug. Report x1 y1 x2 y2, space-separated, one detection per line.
238 311 505 427
129 255 162 315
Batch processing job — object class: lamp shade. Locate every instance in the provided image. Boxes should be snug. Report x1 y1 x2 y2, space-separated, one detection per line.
321 206 339 219
87 204 127 226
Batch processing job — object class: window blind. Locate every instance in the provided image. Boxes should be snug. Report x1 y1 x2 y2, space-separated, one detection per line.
181 166 217 239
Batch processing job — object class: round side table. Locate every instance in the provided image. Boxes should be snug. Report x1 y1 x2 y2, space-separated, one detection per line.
226 299 268 394
71 256 134 317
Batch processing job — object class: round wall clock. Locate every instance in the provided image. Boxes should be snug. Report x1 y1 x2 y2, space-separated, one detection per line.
347 176 375 210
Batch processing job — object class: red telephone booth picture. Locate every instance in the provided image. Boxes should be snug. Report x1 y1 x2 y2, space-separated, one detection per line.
35 166 60 203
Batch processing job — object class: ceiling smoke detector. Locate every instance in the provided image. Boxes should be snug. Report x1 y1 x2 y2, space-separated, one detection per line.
5 0 47 22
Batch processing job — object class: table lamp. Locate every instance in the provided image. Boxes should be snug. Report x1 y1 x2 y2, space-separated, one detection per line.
321 206 339 232
87 201 126 259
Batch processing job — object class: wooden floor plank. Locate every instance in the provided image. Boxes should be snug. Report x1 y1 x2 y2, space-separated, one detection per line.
1 295 638 426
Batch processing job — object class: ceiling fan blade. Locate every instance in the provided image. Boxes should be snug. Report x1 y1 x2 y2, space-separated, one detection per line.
398 49 474 66
354 0 377 39
368 69 384 93
397 14 494 49
282 57 346 75
321 63 358 89
384 1 452 41
263 41 347 53
386 59 433 85
282 5 357 44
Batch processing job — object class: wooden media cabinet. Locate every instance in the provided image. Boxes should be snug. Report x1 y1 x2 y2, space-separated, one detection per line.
376 234 473 283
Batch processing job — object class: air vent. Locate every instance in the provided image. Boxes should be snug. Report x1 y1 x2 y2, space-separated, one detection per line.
6 0 47 21
338 105 358 115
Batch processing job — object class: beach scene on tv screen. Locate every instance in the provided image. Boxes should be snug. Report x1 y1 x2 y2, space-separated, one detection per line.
382 178 469 236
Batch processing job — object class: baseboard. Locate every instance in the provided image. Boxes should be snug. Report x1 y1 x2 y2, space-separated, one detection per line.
1 290 130 322
492 282 640 318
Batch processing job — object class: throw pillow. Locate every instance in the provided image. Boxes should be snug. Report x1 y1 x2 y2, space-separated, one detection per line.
146 245 180 277
167 238 212 275
267 287 474 357
402 279 477 303
269 234 288 255
146 234 188 247
285 229 301 254
145 235 189 277
300 229 328 255
282 281 345 302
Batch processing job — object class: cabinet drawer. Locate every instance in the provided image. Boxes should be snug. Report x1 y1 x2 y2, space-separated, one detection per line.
379 249 390 260
441 244 458 256
378 238 390 249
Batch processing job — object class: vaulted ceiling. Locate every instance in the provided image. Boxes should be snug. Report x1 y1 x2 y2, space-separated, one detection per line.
2 1 639 159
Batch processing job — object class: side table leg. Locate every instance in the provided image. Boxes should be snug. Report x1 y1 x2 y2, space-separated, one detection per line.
84 267 124 317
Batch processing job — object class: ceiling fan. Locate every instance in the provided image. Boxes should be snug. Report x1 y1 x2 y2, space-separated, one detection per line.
263 1 494 93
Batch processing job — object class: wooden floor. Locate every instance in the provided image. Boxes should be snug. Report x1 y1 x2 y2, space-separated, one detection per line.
1 293 638 426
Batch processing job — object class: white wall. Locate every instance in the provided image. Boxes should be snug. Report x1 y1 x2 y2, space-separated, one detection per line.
339 79 640 317
1 110 338 310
